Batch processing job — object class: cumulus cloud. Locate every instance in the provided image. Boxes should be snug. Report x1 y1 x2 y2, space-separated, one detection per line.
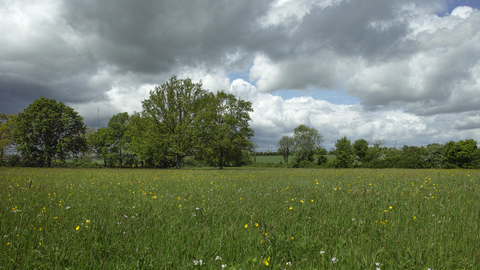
1 0 480 150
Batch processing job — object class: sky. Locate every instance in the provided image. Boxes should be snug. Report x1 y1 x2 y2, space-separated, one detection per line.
1 0 480 151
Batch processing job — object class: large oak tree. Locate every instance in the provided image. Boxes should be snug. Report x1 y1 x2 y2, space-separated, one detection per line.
141 76 209 169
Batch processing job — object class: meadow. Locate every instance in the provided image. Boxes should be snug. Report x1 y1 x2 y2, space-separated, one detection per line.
1 167 479 269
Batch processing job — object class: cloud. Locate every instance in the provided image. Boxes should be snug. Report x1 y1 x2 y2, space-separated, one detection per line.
1 0 480 151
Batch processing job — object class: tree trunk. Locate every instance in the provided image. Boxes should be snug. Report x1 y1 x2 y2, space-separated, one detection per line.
219 151 223 170
176 155 182 169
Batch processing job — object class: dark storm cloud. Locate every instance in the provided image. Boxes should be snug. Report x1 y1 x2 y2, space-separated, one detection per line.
60 0 271 74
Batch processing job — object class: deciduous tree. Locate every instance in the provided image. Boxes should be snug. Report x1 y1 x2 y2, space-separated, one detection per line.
0 114 16 163
278 136 294 164
200 91 254 169
141 76 208 169
292 125 323 162
13 97 87 167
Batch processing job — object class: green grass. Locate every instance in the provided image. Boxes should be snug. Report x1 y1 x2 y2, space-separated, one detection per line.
1 167 479 269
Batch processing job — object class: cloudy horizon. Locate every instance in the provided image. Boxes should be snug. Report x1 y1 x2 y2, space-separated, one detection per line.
1 0 480 151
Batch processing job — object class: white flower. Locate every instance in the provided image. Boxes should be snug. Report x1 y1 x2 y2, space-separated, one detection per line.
376 268 381 270
286 261 292 266
193 260 199 265
215 256 222 261
221 264 227 269
320 251 325 254
332 257 338 263
376 262 381 266
196 207 200 210
352 218 355 221
66 206 71 209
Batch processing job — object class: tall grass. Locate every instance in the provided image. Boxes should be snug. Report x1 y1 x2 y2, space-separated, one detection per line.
1 167 478 269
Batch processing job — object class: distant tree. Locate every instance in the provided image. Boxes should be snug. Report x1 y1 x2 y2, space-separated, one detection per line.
292 125 323 162
13 97 87 167
445 139 477 168
0 114 16 164
278 136 294 164
141 75 209 169
352 139 369 163
334 136 354 168
200 91 254 169
107 112 129 167
419 143 445 168
88 127 113 167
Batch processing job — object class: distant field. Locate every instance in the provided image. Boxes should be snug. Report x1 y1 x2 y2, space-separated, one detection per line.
1 167 478 269
254 155 336 164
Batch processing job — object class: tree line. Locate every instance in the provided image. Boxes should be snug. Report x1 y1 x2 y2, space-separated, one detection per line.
0 76 254 169
278 125 480 169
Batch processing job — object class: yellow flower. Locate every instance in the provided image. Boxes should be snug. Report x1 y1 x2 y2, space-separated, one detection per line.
245 224 248 228
255 223 259 227
86 220 90 224
289 207 293 210
265 233 268 236
54 217 58 220
6 242 10 246
179 205 182 208
76 225 80 231
389 206 392 209
413 216 416 220
291 236 294 240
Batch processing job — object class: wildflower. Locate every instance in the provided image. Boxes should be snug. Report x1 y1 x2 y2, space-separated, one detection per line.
66 206 71 209
413 216 416 220
221 264 227 269
286 261 292 266
255 223 259 227
86 220 90 224
289 207 293 210
76 225 80 231
54 217 58 220
196 207 200 210
332 257 338 263
376 262 380 266
215 256 222 261
179 205 182 208
245 224 248 228
389 206 392 209
291 236 294 240
320 251 325 254
6 242 10 246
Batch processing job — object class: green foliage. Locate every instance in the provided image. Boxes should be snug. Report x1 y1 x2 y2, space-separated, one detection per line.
334 136 354 168
125 113 173 168
278 136 294 164
13 97 87 167
107 112 130 167
199 91 254 169
141 76 209 169
317 155 328 166
352 139 368 165
0 113 16 164
292 125 323 162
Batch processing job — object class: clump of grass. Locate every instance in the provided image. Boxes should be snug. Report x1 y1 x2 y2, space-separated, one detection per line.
0 167 479 268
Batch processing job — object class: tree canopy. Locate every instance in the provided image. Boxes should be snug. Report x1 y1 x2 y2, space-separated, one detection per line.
0 113 16 163
292 125 323 162
13 97 87 167
141 76 209 169
278 136 294 164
